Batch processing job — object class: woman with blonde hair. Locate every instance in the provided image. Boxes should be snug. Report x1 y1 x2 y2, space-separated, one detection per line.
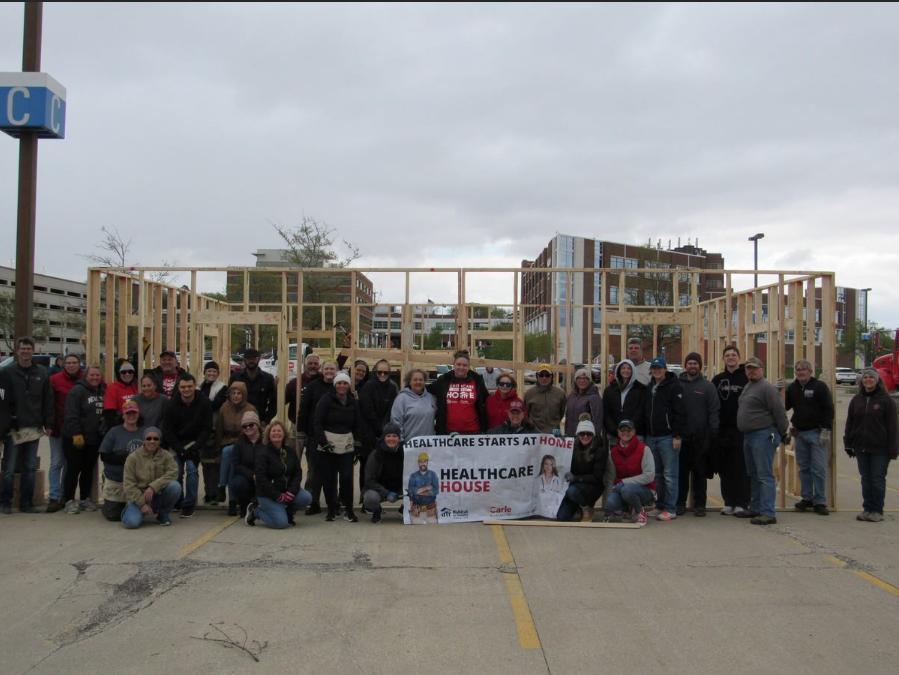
245 419 312 529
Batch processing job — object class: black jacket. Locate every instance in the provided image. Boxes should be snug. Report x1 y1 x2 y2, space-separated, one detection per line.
711 366 748 429
427 370 489 435
62 378 107 444
161 392 213 462
568 437 609 504
843 383 898 459
228 368 277 423
232 434 265 483
358 377 398 450
785 377 834 431
644 372 686 438
314 390 363 449
5 360 54 430
603 372 647 437
297 376 332 437
677 373 720 437
254 442 302 501
363 440 405 496
0 368 12 439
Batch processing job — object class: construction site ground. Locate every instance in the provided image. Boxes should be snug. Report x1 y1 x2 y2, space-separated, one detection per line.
1 385 896 675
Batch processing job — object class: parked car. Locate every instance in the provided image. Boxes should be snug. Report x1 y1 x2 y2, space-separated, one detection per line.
666 364 684 377
835 367 859 385
0 354 54 369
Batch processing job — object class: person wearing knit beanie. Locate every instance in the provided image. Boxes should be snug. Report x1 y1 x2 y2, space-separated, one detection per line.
685 352 702 370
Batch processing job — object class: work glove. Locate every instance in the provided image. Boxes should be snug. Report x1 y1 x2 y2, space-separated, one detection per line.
552 428 561 438
386 491 397 503
73 434 85 449
320 442 335 454
564 472 575 482
277 492 290 503
844 446 856 459
819 429 832 445
774 378 786 390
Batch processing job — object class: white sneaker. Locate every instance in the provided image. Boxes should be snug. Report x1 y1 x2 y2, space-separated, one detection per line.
720 505 735 515
733 506 746 516
636 509 647 528
64 499 80 514
79 499 98 512
647 508 662 518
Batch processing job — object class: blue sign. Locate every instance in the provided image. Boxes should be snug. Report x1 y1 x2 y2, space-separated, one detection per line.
0 72 67 139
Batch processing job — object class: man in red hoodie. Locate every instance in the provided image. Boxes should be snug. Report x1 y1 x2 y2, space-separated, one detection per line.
47 355 83 512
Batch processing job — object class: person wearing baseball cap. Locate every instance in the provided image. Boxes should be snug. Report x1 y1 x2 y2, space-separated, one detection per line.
98 398 146 522
736 356 789 525
488 398 536 435
524 365 566 434
361 423 405 523
407 450 439 523
644 356 686 522
602 419 656 527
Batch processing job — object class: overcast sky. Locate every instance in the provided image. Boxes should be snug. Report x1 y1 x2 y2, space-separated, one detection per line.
1 3 897 325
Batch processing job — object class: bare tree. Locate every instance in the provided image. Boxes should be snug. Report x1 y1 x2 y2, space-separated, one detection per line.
79 226 134 268
148 259 179 285
0 293 51 352
271 216 361 269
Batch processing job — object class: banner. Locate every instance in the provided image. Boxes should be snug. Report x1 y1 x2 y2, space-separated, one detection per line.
402 434 574 524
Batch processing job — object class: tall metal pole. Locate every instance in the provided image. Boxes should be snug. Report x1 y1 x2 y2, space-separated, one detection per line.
14 2 43 341
861 287 871 366
748 233 764 288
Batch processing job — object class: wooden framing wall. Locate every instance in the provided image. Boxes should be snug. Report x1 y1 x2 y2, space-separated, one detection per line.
87 265 840 508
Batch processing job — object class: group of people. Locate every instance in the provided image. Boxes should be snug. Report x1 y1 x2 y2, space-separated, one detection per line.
1 335 896 530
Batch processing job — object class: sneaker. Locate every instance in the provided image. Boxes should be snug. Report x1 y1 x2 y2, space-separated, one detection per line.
238 503 247 518
203 495 213 504
45 499 62 513
305 503 322 516
79 499 98 512
636 509 647 528
695 506 706 517
813 504 830 516
868 512 884 522
580 506 595 523
794 499 814 512
371 508 382 524
601 512 612 523
344 510 359 523
227 501 238 517
19 505 38 514
647 508 662 518
0 505 11 515
64 499 80 514
245 503 257 526
750 515 777 525
156 514 172 526
856 511 872 521
657 510 676 521
361 505 372 515
675 504 686 516
325 507 337 522
720 505 735 515
734 508 759 518
179 505 195 518
216 487 227 504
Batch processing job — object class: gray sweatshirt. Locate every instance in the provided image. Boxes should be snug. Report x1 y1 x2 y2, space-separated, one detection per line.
390 387 437 440
736 378 788 437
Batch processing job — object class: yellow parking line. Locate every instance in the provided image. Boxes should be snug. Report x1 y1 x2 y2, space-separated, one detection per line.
821 554 899 596
706 496 724 507
821 555 846 567
491 525 540 650
178 517 239 559
837 473 899 493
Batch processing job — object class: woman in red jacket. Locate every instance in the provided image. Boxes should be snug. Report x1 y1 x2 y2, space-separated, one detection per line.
486 373 525 429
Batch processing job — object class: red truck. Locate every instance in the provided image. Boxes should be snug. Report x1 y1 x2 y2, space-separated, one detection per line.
871 329 899 394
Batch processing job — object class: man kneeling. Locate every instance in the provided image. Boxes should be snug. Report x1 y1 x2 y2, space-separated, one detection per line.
362 423 405 523
122 427 181 528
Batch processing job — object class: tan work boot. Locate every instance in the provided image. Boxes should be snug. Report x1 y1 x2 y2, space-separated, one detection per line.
581 506 595 523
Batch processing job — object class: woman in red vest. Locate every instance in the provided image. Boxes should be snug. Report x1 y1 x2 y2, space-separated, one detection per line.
603 418 656 527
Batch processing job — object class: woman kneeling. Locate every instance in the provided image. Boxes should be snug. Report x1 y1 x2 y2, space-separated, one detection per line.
245 420 312 529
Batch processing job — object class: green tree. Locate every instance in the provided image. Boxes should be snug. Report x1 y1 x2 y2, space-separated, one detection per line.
839 320 894 367
0 293 51 353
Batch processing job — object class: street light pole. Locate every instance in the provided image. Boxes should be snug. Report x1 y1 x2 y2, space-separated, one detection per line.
861 287 872 366
748 233 765 288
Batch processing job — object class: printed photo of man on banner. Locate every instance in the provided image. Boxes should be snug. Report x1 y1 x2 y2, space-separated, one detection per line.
402 434 575 524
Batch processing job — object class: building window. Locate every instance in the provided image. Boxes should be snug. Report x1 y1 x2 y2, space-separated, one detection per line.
611 256 639 276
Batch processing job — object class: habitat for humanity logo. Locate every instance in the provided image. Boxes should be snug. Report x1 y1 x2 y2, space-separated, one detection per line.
440 507 468 518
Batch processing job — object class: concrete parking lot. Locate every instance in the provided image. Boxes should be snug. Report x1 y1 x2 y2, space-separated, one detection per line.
1 383 896 675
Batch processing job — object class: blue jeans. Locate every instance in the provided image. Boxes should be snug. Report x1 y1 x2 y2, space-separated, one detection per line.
229 474 255 505
0 438 40 508
647 435 678 511
605 483 654 515
856 452 891 515
121 482 182 529
556 484 596 521
743 428 779 517
794 429 828 505
48 435 67 501
174 456 199 508
252 492 313 529
218 445 234 488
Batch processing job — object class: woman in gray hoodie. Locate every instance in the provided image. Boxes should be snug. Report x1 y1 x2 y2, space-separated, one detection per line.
390 368 437 440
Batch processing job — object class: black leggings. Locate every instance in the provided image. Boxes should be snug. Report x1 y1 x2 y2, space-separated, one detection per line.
63 438 99 502
321 452 354 510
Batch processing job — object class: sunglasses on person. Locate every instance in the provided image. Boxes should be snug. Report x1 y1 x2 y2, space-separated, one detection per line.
375 370 390 376
145 436 160 441
497 382 513 387
537 373 552 378
242 423 257 430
